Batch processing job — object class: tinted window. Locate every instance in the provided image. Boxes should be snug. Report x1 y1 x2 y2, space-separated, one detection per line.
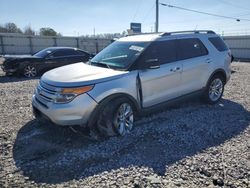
177 38 208 60
77 50 88 56
209 37 228 52
140 40 177 65
33 48 53 58
51 49 78 57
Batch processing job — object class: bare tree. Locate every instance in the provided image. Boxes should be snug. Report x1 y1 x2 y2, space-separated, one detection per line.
0 25 7 33
23 26 35 35
81 32 126 39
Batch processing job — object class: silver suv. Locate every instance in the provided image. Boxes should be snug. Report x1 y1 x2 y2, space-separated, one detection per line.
32 30 232 137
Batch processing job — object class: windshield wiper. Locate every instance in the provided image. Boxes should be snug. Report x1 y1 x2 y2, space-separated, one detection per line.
90 61 111 69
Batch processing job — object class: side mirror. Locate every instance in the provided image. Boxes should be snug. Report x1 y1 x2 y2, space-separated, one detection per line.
145 58 160 69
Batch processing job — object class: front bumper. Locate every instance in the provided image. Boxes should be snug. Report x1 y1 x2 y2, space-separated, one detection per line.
1 65 18 73
32 93 97 126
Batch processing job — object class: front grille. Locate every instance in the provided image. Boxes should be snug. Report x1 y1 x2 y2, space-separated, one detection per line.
35 81 58 107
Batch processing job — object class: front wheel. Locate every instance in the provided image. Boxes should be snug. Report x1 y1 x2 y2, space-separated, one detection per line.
23 65 37 78
204 75 225 104
96 98 135 137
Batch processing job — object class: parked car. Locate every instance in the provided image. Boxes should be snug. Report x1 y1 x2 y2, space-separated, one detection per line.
0 47 92 77
32 30 232 137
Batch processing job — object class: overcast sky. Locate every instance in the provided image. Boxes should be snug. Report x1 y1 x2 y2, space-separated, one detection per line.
1 0 250 36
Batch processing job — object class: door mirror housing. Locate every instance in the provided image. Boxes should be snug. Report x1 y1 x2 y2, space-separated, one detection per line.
145 58 160 69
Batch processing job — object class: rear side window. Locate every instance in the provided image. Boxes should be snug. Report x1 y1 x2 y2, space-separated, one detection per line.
51 49 78 57
77 50 89 57
177 38 208 60
209 37 228 52
141 40 177 65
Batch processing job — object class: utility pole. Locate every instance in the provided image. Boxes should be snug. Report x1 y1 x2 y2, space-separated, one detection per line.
155 0 159 33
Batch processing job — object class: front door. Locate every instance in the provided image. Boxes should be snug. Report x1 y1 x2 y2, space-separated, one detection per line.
138 39 183 108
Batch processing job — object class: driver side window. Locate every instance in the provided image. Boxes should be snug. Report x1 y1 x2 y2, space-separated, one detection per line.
138 40 177 69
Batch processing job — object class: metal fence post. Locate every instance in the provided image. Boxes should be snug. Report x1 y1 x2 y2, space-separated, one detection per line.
95 38 98 54
0 35 5 55
76 38 79 48
28 36 33 54
53 37 57 47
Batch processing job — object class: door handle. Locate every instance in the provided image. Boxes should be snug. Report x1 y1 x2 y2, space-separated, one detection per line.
170 67 181 72
206 58 212 63
176 67 180 71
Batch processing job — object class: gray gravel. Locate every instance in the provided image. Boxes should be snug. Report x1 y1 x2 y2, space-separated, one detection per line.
0 62 249 188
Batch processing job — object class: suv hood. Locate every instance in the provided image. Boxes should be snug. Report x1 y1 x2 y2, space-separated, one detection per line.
42 62 128 87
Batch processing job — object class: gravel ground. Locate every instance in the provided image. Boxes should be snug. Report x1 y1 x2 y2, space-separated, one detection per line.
0 62 249 188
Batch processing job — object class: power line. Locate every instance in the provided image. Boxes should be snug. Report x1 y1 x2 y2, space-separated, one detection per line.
141 4 155 23
216 0 250 12
159 2 250 22
131 0 143 21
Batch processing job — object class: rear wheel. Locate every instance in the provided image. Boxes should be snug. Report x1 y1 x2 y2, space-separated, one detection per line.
96 98 135 137
23 65 37 77
204 75 225 104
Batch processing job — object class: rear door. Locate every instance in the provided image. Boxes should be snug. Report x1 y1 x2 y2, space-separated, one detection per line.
176 38 210 95
138 39 183 108
64 49 90 64
45 49 70 68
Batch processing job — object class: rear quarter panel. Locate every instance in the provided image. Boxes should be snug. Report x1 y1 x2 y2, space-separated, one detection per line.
199 35 230 86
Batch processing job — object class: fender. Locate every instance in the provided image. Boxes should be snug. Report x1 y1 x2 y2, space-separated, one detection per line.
87 93 140 128
206 68 227 87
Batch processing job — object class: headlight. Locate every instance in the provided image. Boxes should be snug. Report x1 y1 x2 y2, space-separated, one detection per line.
54 85 94 103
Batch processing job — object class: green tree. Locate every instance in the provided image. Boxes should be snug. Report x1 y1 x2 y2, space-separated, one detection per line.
3 22 22 33
39 27 57 36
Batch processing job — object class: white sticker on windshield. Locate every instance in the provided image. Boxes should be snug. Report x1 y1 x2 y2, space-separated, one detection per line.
129 45 144 52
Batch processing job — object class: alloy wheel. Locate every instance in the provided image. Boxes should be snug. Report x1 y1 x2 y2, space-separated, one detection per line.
113 103 134 136
24 65 37 77
209 78 223 102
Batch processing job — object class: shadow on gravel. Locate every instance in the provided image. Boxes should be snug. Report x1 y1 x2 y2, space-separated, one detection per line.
0 75 40 83
13 99 250 184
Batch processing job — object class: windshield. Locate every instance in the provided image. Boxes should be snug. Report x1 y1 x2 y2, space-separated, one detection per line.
33 48 53 58
90 41 149 70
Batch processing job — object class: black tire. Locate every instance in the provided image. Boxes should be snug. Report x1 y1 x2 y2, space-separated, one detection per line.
23 65 37 78
204 75 225 104
96 97 135 137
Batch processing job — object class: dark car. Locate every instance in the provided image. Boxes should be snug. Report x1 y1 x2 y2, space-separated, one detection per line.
0 47 93 77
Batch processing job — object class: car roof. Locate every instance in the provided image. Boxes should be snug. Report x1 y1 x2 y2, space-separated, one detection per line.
45 47 79 51
118 33 161 42
43 47 90 54
118 30 218 42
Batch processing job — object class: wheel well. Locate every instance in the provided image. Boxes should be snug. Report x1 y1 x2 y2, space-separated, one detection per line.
87 93 139 128
208 69 227 85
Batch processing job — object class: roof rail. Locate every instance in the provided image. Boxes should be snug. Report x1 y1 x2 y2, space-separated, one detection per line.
161 30 216 36
126 32 161 37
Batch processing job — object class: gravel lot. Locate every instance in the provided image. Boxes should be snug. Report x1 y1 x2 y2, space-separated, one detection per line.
0 62 249 188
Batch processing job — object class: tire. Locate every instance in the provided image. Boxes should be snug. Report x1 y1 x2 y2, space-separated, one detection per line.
23 65 37 78
96 97 135 137
204 75 225 104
